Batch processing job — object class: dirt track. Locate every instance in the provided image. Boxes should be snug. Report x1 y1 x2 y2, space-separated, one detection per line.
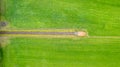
0 31 120 38
0 31 75 35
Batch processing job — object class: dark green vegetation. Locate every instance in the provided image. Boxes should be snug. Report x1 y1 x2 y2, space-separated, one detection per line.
0 47 2 61
0 45 3 67
4 0 120 36
3 38 120 67
1 0 120 67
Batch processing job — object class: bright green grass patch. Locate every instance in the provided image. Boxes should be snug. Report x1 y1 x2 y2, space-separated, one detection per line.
2 1 120 67
3 37 120 67
4 0 120 36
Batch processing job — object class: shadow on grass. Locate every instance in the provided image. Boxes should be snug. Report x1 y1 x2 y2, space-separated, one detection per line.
0 44 3 67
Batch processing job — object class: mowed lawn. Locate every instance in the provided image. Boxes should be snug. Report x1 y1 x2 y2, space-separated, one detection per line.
4 0 120 36
2 0 120 67
3 37 120 67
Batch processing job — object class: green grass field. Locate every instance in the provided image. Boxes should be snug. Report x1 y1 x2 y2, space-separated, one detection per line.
3 38 120 67
4 0 120 36
1 0 120 67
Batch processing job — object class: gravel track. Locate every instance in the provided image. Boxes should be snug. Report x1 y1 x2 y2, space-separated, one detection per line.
0 31 120 38
0 31 75 35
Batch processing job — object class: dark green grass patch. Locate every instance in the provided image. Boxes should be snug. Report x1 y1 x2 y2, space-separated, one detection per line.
0 45 3 67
